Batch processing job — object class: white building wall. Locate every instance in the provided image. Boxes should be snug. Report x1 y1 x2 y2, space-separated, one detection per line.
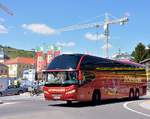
23 69 35 82
8 64 18 78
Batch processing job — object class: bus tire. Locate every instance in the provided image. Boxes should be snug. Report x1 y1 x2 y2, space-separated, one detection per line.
135 89 140 99
0 92 2 97
92 90 101 105
129 89 134 100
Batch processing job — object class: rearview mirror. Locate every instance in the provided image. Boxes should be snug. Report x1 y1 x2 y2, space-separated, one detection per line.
78 71 83 80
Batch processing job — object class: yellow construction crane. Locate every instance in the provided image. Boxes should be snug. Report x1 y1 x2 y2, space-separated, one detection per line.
0 3 13 16
57 13 128 58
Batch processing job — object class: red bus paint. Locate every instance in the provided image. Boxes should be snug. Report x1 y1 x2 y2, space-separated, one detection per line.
76 55 85 70
43 54 147 104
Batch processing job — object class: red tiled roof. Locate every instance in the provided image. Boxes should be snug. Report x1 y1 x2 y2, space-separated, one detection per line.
4 57 34 65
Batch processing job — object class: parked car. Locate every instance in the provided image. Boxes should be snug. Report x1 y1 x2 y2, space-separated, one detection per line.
0 85 26 96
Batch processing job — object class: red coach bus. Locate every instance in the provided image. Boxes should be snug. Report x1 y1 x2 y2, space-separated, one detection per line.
43 54 147 105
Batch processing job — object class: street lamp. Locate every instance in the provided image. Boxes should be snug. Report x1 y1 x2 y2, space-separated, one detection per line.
31 49 37 82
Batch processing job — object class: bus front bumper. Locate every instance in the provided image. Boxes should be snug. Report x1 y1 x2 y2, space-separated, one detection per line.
44 90 77 101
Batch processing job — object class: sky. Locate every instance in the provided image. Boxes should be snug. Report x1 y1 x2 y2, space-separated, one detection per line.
0 0 150 57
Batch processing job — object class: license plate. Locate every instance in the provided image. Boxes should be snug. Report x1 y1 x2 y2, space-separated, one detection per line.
52 94 61 99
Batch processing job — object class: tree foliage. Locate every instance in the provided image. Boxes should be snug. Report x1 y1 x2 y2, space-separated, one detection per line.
132 43 150 62
0 45 34 59
145 44 150 59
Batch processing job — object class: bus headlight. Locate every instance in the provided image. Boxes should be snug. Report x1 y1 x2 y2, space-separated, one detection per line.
44 91 49 94
66 89 76 94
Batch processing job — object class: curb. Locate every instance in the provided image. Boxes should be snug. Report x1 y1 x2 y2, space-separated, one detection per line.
147 91 150 95
20 92 44 98
0 100 3 104
139 100 150 110
20 92 30 96
139 91 150 110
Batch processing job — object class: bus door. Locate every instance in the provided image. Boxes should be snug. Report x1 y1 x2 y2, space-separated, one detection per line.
77 71 95 101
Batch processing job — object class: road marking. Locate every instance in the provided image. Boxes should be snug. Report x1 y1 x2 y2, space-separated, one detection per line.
0 102 19 106
123 101 150 117
4 102 19 105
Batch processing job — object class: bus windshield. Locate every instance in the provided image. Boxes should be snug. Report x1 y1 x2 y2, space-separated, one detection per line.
47 54 82 70
45 71 78 86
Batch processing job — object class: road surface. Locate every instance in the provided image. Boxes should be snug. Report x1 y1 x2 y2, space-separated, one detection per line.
0 93 150 119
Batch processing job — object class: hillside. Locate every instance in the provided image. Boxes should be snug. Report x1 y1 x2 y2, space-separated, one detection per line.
0 45 34 59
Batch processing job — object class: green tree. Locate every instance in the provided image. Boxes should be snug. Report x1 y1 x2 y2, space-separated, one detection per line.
145 44 150 59
131 43 146 62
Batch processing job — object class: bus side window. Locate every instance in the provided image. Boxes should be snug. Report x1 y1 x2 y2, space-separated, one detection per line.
82 71 95 82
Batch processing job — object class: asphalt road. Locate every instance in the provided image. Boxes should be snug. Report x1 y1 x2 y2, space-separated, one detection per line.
0 94 150 119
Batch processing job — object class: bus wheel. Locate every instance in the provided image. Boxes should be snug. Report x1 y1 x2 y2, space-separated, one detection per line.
0 92 2 97
66 100 72 105
135 89 140 99
129 89 134 100
92 90 101 105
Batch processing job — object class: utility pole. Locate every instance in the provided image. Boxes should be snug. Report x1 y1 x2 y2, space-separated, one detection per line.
118 48 121 56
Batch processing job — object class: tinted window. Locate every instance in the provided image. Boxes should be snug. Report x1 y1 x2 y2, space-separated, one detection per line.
80 56 96 70
80 55 140 70
80 55 113 70
83 71 95 81
47 54 82 70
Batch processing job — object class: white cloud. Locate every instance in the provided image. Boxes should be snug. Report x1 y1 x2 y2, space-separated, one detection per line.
125 12 131 17
67 42 75 47
101 43 112 49
62 52 74 54
56 42 75 47
22 24 55 35
146 46 150 49
85 32 106 41
0 25 8 33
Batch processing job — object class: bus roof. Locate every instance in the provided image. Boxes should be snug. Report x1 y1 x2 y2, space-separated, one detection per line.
80 55 144 70
47 54 83 70
46 54 144 71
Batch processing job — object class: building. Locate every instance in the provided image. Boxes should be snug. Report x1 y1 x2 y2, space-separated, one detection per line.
0 56 4 63
4 57 34 79
140 58 150 89
0 47 10 63
112 52 133 61
36 51 46 72
0 47 4 63
140 58 150 81
23 69 35 82
0 63 8 78
35 45 61 72
35 45 61 80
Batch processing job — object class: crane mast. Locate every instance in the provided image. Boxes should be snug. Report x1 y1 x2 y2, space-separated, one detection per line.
0 3 13 34
57 13 128 58
0 3 13 16
102 13 128 58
